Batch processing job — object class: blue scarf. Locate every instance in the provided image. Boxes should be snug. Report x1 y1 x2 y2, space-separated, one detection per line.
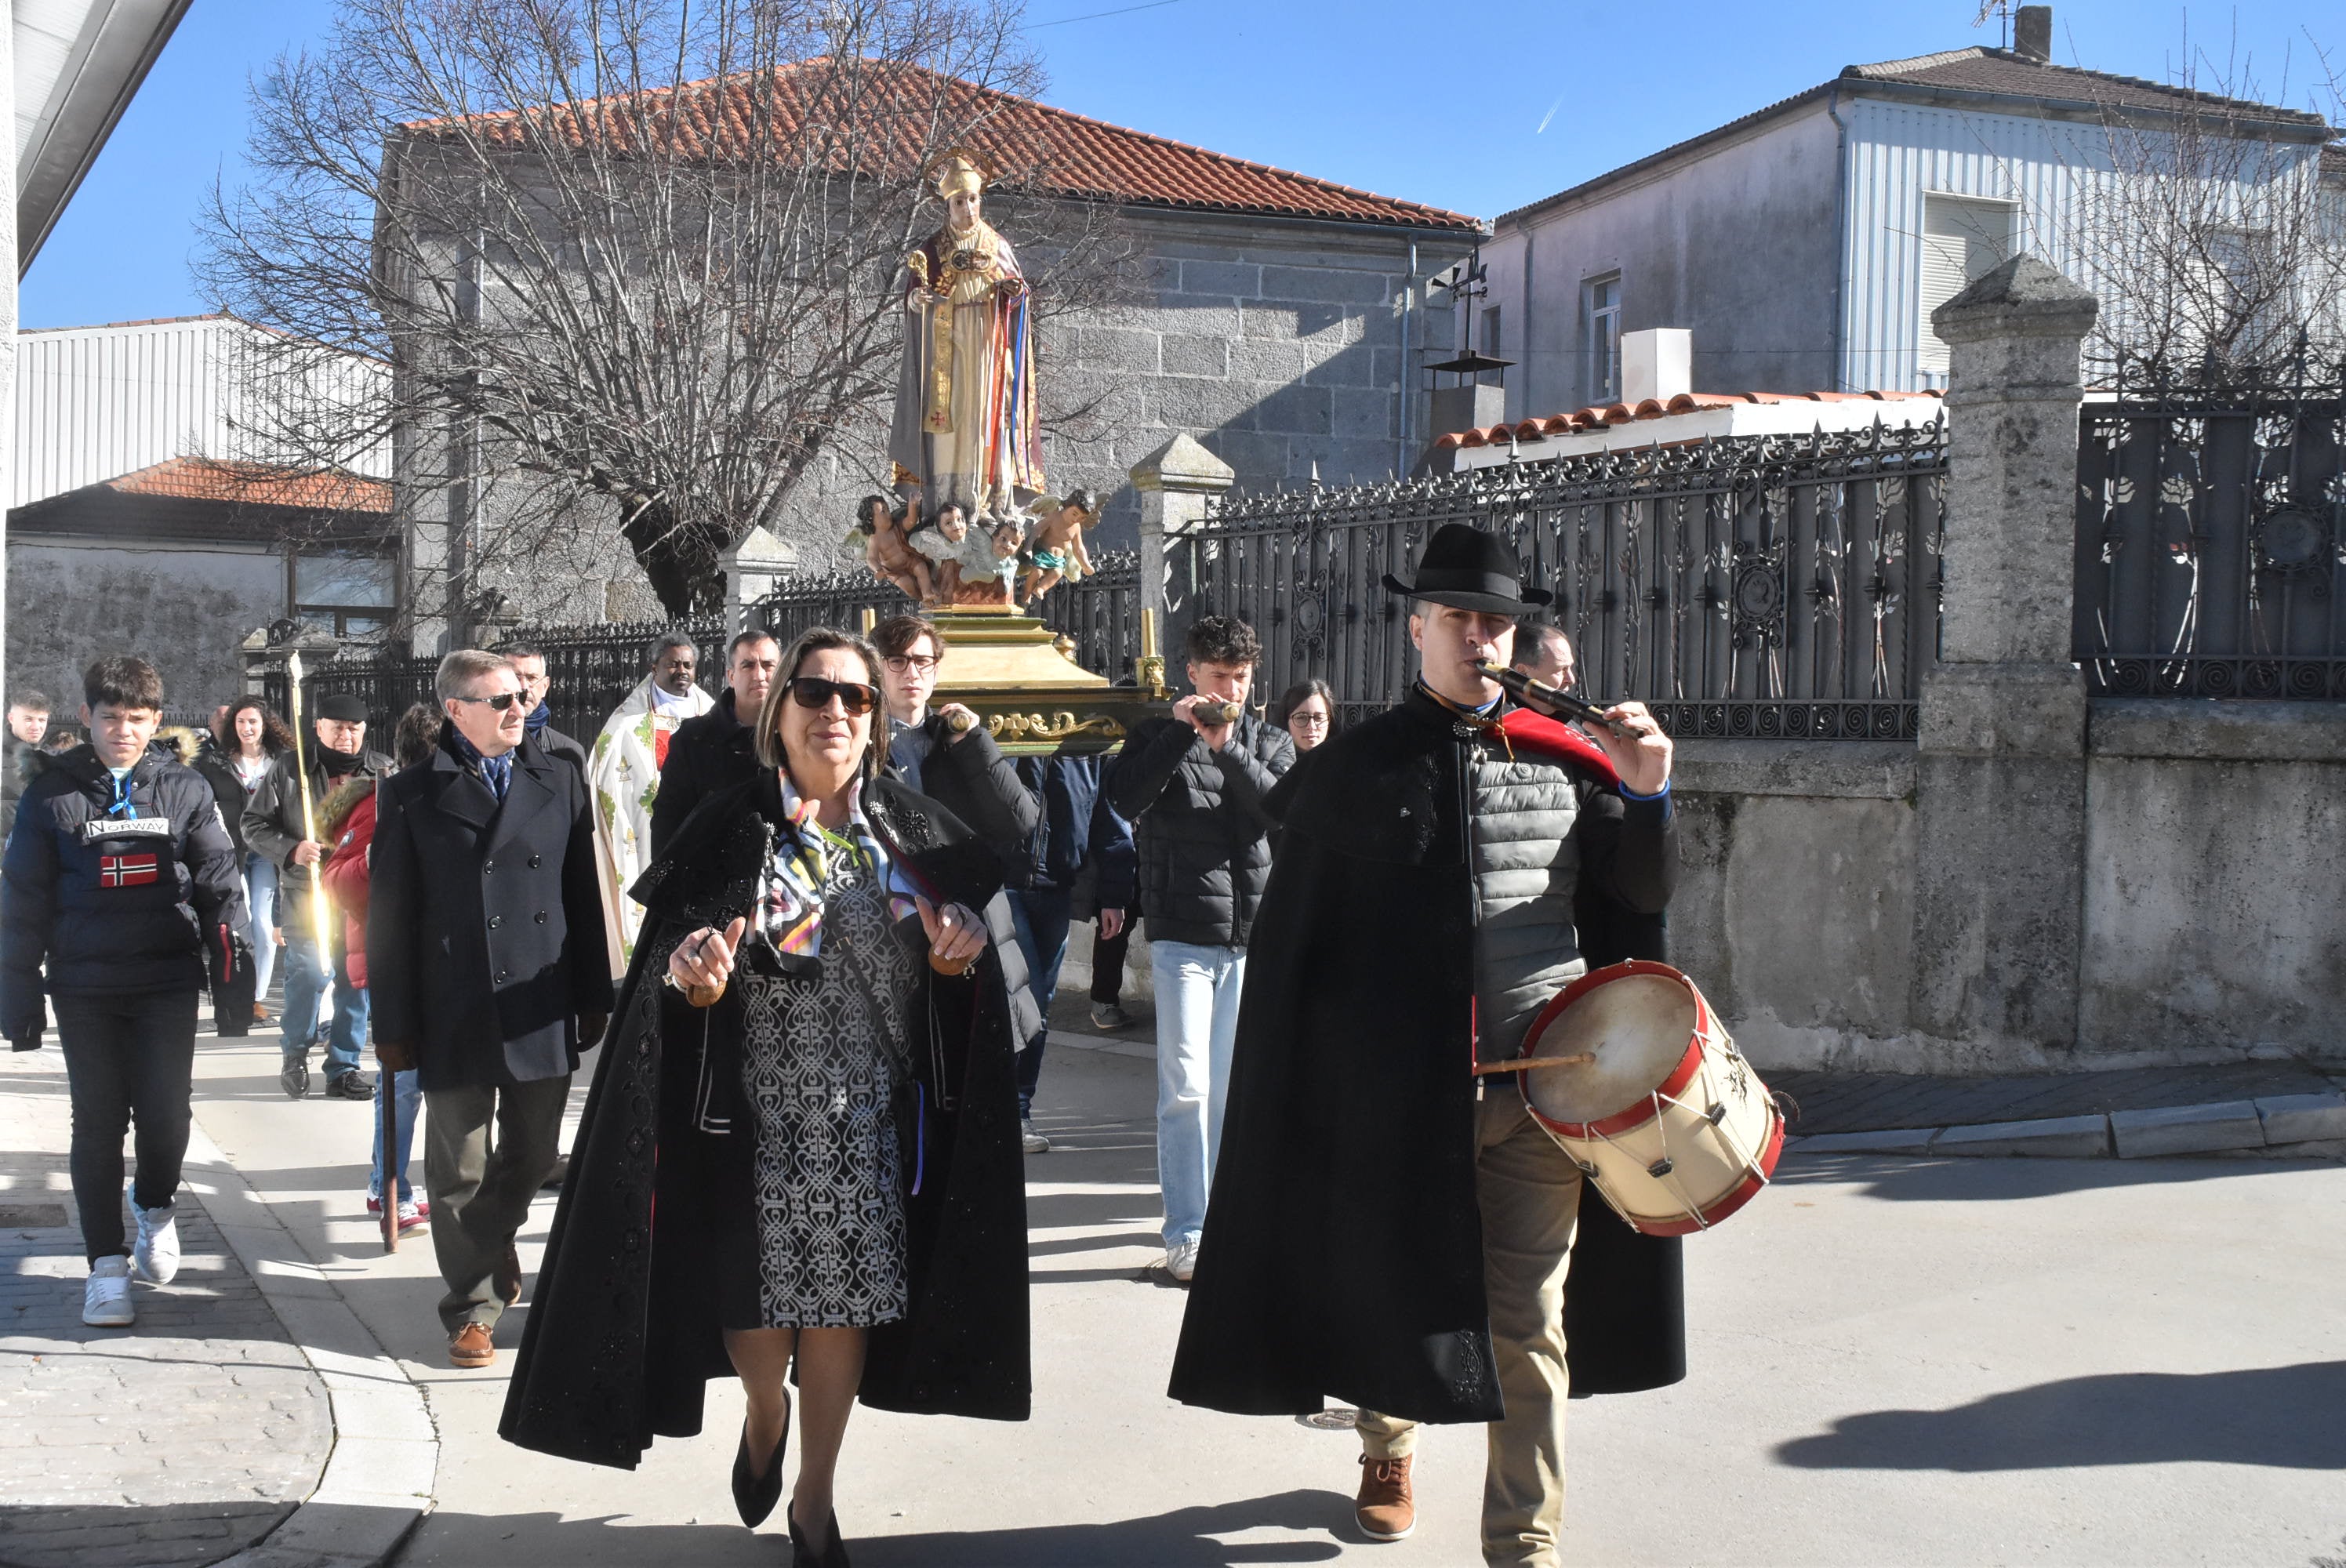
524 701 551 739
450 728 514 801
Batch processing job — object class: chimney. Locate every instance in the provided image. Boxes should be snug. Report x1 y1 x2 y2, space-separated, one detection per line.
2014 5 2052 63
1620 328 1692 405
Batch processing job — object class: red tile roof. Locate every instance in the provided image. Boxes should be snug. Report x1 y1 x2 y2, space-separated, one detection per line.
103 458 390 514
1435 389 1944 450
409 60 1479 232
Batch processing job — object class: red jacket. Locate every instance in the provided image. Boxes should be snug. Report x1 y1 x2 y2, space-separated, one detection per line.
319 788 377 988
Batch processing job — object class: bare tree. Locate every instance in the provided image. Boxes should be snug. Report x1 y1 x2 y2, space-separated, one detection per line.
202 0 1129 626
2046 25 2346 377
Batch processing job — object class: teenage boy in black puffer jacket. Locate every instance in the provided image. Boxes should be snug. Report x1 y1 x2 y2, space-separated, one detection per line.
1103 615 1293 1282
1 656 251 1330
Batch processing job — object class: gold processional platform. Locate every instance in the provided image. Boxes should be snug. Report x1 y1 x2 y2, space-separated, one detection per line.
865 603 1168 756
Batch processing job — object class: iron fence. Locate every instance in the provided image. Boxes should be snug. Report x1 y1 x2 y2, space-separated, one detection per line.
2075 354 2346 699
1170 423 1948 739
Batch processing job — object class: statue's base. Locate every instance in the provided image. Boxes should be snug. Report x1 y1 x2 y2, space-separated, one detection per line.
928 608 1165 754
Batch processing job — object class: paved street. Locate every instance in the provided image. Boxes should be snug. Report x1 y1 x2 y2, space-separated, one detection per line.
169 1024 2346 1568
0 1042 332 1568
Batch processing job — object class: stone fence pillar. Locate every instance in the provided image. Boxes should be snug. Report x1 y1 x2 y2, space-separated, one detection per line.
1912 255 2098 1062
721 524 797 633
1131 433 1235 672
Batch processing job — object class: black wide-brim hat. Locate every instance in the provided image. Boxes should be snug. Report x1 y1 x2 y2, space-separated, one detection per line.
1382 522 1553 614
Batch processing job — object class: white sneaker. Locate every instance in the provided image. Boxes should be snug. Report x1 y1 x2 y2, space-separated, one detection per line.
82 1257 135 1327
1165 1238 1199 1282
132 1199 180 1284
1020 1119 1051 1154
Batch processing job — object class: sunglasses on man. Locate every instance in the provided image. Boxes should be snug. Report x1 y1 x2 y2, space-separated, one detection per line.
784 676 881 716
452 691 527 711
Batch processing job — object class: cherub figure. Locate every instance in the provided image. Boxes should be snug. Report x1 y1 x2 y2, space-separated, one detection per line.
848 492 934 603
1019 488 1099 603
980 519 1026 607
907 502 973 604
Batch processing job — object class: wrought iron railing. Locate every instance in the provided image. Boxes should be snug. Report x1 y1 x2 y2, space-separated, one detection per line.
2075 354 2346 700
1171 423 1948 739
746 569 903 649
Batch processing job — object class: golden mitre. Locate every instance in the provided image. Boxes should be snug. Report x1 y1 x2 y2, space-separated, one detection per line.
930 147 987 200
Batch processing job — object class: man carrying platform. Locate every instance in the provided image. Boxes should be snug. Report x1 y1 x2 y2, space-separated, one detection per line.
1168 524 1686 1566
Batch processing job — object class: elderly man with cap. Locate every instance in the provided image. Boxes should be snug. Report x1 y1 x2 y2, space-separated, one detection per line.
1168 523 1687 1566
243 690 391 1100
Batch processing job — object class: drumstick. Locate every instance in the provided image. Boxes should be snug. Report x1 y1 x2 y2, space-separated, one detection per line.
1473 1052 1596 1075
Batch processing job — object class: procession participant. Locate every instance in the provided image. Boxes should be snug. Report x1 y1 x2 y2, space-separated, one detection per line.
1269 678 1337 755
244 691 388 1101
1168 524 1685 1565
650 630 780 857
499 628 1031 1564
321 702 444 1237
501 644 590 774
369 652 612 1369
589 632 714 961
2 657 250 1328
1512 622 1578 695
1103 616 1294 1283
888 150 1043 519
2 691 51 841
191 697 294 1023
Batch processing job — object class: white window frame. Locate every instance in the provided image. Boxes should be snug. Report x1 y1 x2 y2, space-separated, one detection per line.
1585 273 1622 404
1917 193 2020 384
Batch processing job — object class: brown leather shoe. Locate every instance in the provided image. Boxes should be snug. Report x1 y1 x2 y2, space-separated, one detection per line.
448 1322 495 1368
495 1245 522 1306
250 1003 272 1025
1354 1453 1414 1542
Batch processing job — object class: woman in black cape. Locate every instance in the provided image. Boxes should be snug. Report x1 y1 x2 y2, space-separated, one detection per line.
500 627 1030 1565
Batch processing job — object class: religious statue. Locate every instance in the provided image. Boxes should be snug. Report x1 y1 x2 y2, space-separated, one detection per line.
888 149 1044 521
846 493 934 603
1019 490 1099 602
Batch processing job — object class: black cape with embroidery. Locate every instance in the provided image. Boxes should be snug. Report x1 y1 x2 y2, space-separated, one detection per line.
1168 688 1687 1424
499 771 1030 1468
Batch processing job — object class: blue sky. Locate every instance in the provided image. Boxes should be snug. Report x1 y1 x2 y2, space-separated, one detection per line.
22 0 2341 329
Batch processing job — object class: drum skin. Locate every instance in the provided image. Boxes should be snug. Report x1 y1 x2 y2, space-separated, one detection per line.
1520 961 1784 1236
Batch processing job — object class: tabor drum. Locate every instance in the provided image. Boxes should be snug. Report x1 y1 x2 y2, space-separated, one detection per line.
1515 960 1782 1236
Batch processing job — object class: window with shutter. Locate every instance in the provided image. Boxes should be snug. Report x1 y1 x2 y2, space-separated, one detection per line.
1918 194 2018 378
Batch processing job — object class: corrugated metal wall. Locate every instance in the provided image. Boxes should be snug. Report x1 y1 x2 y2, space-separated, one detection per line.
1838 99 2326 390
11 314 390 510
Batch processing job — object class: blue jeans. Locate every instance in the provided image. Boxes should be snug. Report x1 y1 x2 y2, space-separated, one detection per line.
369 1069 422 1203
279 917 365 1081
242 852 279 1000
1150 938 1244 1249
1005 887 1073 1120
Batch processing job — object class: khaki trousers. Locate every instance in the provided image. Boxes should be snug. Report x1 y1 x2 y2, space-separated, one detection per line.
1359 1091 1582 1567
422 1076 570 1334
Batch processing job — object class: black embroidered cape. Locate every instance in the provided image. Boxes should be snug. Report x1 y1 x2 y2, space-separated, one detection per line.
499 772 1030 1468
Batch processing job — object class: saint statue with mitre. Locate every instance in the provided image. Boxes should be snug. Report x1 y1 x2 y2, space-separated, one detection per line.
888 149 1044 520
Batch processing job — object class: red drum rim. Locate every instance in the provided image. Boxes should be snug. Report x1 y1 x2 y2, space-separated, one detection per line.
1520 960 1715 1139
1619 1109 1786 1237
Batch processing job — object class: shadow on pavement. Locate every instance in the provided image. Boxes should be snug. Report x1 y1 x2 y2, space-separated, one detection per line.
1775 1361 2346 1471
409 1490 1352 1567
0 1501 296 1568
1770 1152 2297 1200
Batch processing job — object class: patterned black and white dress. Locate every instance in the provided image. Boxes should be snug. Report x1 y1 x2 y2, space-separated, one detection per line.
736 846 918 1328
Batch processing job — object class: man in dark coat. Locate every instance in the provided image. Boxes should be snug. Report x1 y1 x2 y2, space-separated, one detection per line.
1168 525 1683 1566
502 644 590 773
2 691 51 842
369 650 613 1370
1103 615 1294 1283
499 767 1031 1468
649 629 779 855
244 691 390 1100
2 657 249 1330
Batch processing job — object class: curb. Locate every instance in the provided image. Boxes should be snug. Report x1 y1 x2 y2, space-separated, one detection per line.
1785 1090 2346 1162
181 1119 437 1568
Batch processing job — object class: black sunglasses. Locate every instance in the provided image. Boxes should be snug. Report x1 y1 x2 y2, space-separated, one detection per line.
452 691 526 711
785 676 880 716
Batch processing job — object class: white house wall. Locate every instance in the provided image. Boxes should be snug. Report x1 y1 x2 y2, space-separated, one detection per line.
1836 97 2329 390
1487 107 1843 419
12 314 390 508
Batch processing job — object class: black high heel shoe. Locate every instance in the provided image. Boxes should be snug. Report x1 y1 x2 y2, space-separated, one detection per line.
731 1421 786 1528
787 1504 851 1566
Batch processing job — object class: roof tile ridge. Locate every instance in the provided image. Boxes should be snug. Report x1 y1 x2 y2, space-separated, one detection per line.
1848 46 1987 79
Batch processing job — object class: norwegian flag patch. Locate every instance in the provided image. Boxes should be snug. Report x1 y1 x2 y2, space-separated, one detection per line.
100 853 160 888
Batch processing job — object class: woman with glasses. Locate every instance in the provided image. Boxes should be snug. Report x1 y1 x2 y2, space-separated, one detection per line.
192 697 296 1022
1271 679 1338 756
503 627 1032 1566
